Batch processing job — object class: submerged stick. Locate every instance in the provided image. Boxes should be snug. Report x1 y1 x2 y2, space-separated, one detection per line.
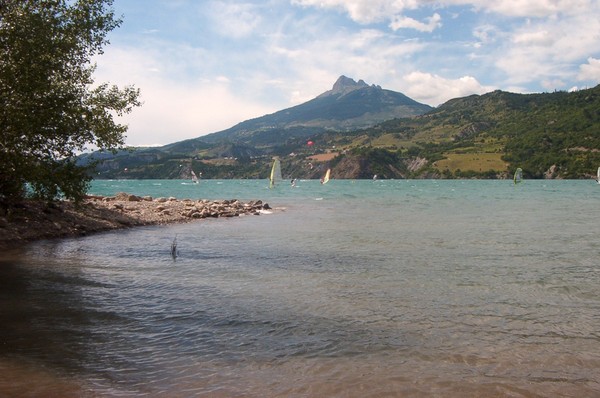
170 235 177 258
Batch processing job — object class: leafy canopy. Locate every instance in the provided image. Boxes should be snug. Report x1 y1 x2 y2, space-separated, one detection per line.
0 0 140 203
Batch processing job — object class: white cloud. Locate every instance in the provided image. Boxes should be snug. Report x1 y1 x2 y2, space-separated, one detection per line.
578 57 600 81
390 13 442 32
206 1 262 38
293 0 598 26
118 80 271 147
93 46 274 146
472 24 499 46
401 71 495 106
97 0 600 146
444 0 593 18
264 26 427 105
291 0 420 24
512 29 553 46
293 0 594 24
481 7 600 88
290 0 600 94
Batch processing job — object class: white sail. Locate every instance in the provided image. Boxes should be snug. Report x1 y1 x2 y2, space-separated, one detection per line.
321 168 330 184
191 170 199 184
597 167 600 183
269 158 282 188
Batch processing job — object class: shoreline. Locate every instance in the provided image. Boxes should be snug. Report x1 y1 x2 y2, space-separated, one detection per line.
0 192 270 250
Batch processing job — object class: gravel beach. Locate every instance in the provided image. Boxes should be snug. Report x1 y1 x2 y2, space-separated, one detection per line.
0 192 270 249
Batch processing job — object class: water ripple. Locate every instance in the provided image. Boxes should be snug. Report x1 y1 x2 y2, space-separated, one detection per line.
2 180 600 396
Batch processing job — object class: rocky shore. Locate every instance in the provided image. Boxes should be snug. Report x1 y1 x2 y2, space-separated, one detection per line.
0 192 271 249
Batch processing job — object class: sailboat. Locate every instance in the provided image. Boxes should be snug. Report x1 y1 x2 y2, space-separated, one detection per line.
269 158 282 189
513 168 523 184
191 170 199 184
596 167 600 184
321 168 330 184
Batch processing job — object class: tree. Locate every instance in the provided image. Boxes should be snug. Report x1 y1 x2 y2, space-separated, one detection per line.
0 0 140 204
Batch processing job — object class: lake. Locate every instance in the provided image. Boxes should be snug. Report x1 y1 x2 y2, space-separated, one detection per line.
1 179 599 397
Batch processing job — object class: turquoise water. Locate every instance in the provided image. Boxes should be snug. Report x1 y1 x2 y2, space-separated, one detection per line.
1 179 599 397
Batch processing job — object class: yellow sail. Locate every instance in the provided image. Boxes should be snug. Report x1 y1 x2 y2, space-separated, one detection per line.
269 158 282 189
513 167 523 184
322 168 330 184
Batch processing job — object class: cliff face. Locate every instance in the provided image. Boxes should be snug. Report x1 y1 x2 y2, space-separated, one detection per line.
307 152 431 180
331 156 374 179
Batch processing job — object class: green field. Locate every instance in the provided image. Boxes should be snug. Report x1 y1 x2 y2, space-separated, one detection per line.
434 152 507 173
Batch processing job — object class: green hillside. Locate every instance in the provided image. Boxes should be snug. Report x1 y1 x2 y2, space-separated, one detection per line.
312 86 600 179
86 84 600 180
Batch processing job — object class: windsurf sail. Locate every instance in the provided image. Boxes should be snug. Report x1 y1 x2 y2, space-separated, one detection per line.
269 158 282 189
513 168 523 184
597 167 600 183
191 170 199 184
321 168 330 184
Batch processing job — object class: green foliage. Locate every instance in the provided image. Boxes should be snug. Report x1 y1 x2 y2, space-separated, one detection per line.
345 87 600 178
493 88 600 178
29 159 90 201
84 83 600 180
0 0 140 203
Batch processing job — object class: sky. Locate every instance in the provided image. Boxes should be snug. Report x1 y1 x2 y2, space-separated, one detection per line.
93 0 600 146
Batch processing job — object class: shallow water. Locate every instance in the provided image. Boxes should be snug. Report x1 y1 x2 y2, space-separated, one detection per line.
1 180 599 396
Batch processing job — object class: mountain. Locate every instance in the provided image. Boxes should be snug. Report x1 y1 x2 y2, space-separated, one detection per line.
85 80 600 180
87 75 432 178
169 76 432 150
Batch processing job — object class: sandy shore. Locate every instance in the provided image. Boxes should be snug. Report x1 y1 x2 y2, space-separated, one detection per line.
0 192 270 249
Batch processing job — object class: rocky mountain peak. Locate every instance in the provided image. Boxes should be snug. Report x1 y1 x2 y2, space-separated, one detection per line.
332 75 368 92
319 75 378 97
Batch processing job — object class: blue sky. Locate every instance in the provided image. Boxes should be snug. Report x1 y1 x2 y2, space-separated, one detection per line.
94 0 600 146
